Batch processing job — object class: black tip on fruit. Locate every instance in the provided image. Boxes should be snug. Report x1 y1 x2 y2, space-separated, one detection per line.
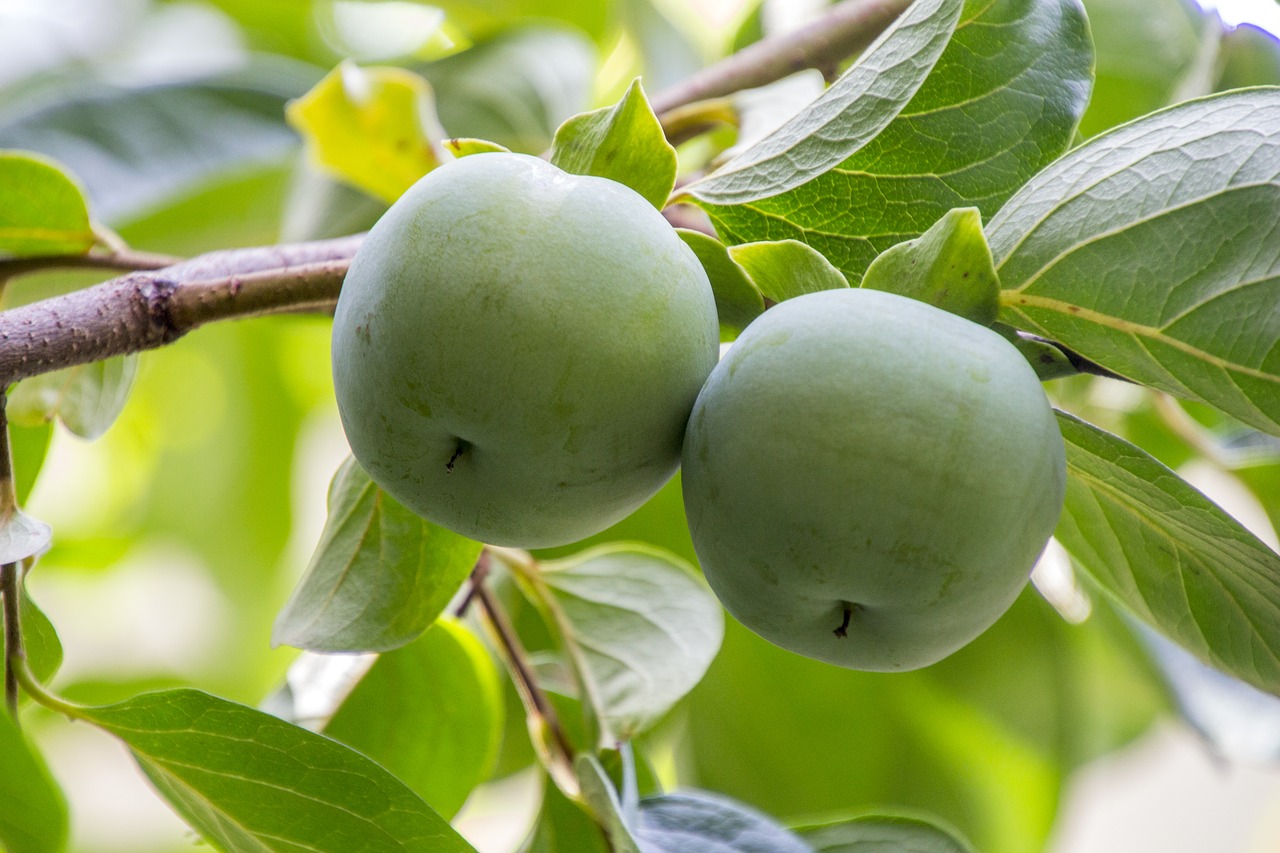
833 604 853 639
446 439 469 474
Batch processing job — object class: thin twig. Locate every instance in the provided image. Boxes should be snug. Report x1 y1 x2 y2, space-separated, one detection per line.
0 236 362 387
0 248 181 282
650 0 913 116
0 395 20 717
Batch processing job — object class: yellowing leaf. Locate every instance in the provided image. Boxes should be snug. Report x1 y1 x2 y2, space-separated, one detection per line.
0 151 94 258
288 62 450 203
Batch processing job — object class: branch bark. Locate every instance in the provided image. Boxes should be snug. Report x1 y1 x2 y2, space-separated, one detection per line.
0 236 361 387
650 0 913 116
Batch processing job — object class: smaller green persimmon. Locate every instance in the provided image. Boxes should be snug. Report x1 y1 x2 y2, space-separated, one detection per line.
332 153 718 548
682 288 1066 671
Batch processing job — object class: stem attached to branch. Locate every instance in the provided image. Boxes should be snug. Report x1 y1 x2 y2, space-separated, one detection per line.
650 0 912 116
0 248 182 284
0 395 21 717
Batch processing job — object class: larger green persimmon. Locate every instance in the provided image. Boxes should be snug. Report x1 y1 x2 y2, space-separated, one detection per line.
682 288 1065 671
333 153 718 548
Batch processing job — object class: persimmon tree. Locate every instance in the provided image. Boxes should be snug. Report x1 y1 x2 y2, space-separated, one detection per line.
1 0 1278 851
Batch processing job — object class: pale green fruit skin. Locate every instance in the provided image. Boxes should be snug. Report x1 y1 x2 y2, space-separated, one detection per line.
682 288 1065 671
333 153 718 548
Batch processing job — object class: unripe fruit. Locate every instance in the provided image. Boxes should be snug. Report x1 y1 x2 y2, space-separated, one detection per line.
333 153 719 548
682 288 1065 671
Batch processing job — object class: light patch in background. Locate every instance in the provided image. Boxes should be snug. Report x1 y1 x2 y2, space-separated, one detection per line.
322 1 454 61
1196 0 1280 33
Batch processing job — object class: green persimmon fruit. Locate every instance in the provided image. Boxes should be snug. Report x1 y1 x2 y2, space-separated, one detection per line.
332 153 719 548
682 288 1065 671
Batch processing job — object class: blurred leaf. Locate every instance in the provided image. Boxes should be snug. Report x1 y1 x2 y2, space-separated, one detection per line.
274 456 483 653
990 90 1280 436
10 355 139 440
727 240 848 302
700 0 1091 284
421 25 596 154
288 61 449 203
1078 0 1209 138
551 78 675 210
20 582 62 687
538 544 724 742
79 689 476 851
577 754 641 853
10 422 51 505
675 229 765 341
617 0 704 92
446 138 512 157
0 509 50 566
0 708 67 853
426 0 612 43
0 151 93 257
520 774 610 853
281 160 389 243
687 0 961 205
323 619 503 818
1217 24 1280 89
861 208 999 326
634 790 810 853
797 812 976 852
1054 411 1280 697
0 60 314 224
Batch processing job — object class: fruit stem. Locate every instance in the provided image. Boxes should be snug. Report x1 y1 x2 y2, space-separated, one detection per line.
445 439 468 474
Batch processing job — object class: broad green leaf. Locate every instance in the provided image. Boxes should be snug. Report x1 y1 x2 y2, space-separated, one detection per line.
445 138 511 158
20 583 62 686
287 61 449 203
686 0 962 205
551 78 676 210
634 791 810 853
11 422 52 505
676 229 765 341
797 812 976 852
539 543 723 741
0 708 68 853
274 456 482 652
1217 24 1280 90
323 619 503 819
1078 0 1210 138
0 151 93 257
861 208 999 326
78 689 476 851
700 0 1091 285
576 754 641 853
990 90 1280 436
9 354 139 440
421 26 597 155
0 61 311 224
727 240 848 303
519 774 609 853
1053 410 1280 697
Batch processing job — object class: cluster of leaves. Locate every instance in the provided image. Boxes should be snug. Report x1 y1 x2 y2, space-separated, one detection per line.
1 0 1279 851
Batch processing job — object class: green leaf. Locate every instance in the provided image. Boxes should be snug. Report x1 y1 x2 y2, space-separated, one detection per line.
699 0 1091 285
861 208 999 326
78 689 476 851
0 151 93 257
287 61 450 203
1217 24 1280 90
551 78 676 210
1054 411 1280 697
9 354 139 440
323 619 503 819
539 543 724 741
274 456 483 652
686 0 963 205
10 422 52 505
994 325 1079 381
0 708 68 853
675 229 765 341
991 89 1280 436
727 240 848 303
0 61 311 224
634 791 810 853
20 583 63 687
421 25 597 155
797 813 976 852
519 774 609 853
445 138 511 158
576 754 640 853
